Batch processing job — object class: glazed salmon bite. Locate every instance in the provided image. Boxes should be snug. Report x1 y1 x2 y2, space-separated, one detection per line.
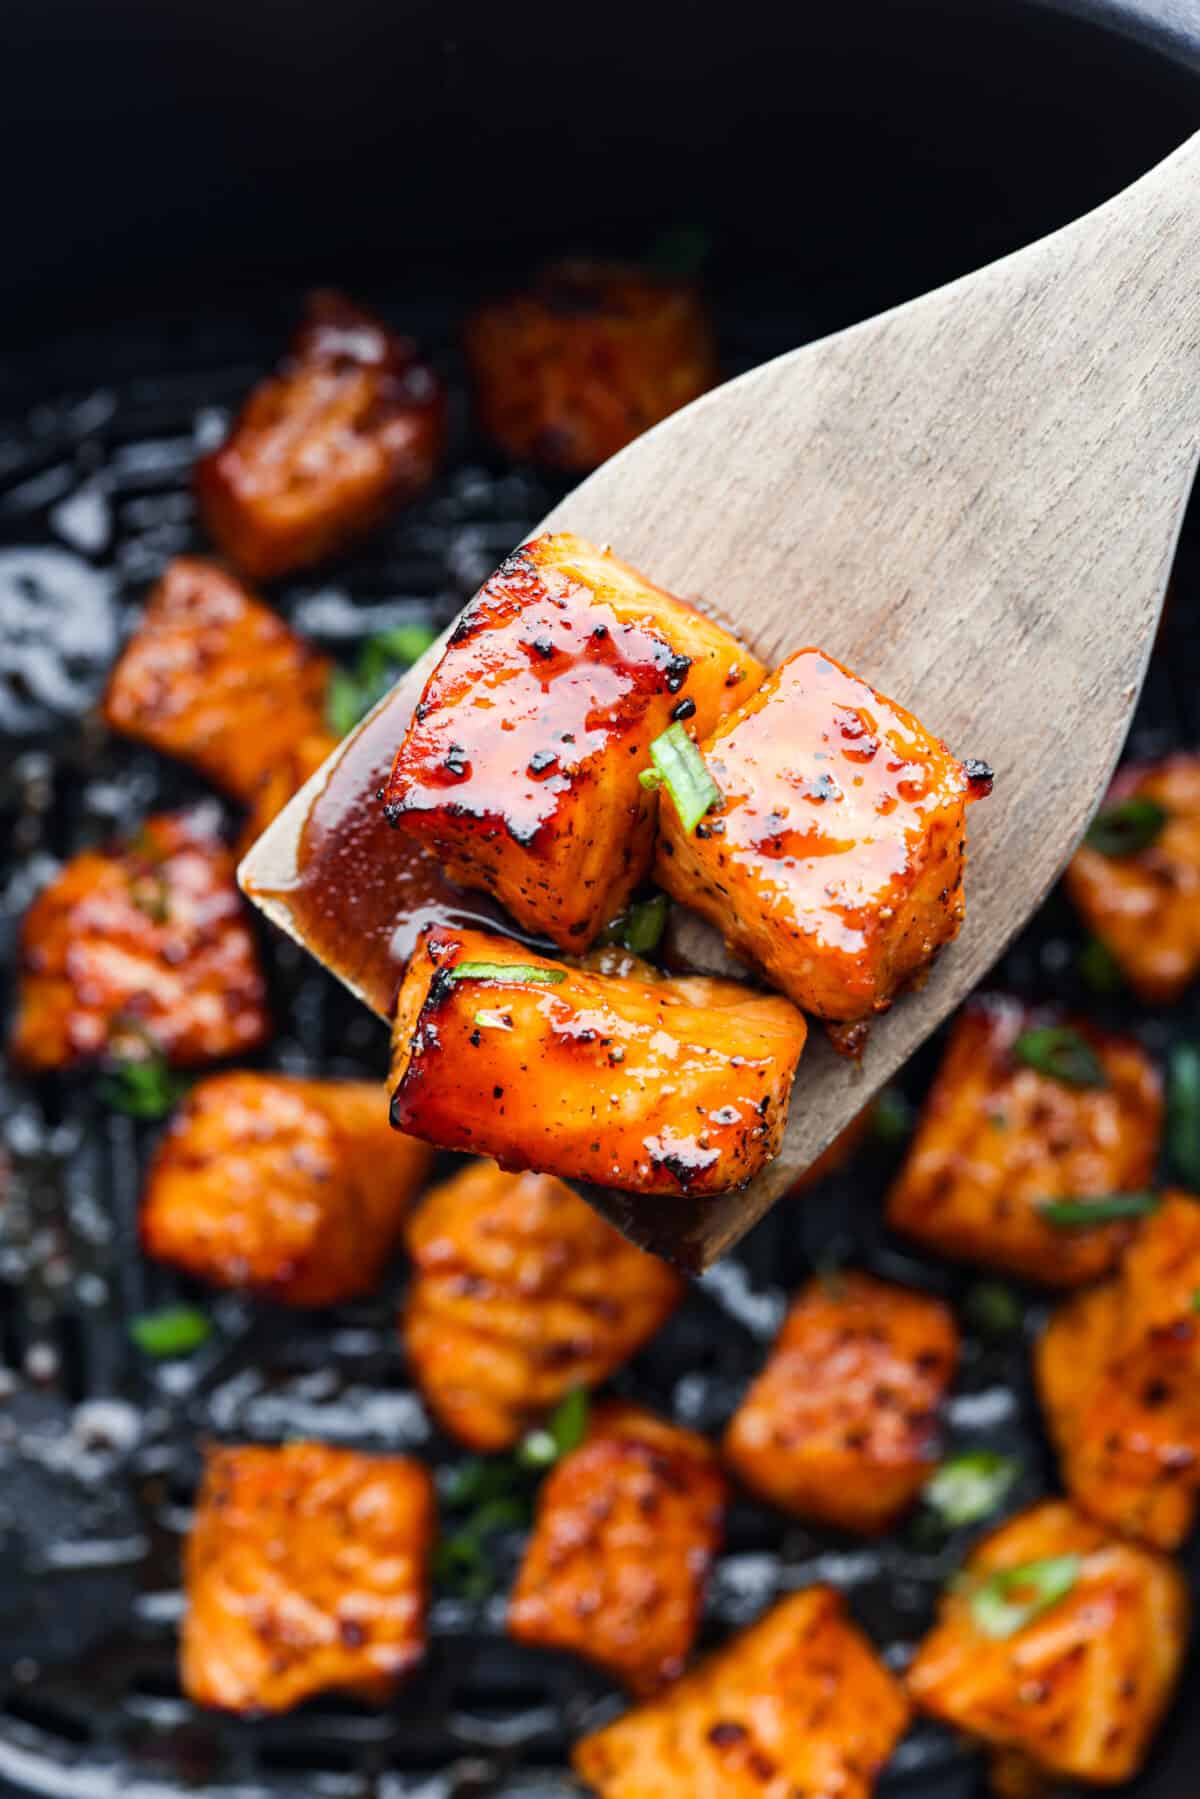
388 926 806 1196
195 290 446 581
382 532 764 950
102 557 334 807
655 646 991 1021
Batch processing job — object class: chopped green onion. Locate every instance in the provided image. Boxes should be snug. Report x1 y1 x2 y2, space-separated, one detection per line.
518 1388 589 1470
967 1554 1080 1639
325 623 439 736
450 962 565 987
473 1008 513 1030
924 1452 1020 1528
1078 936 1124 995
871 1087 914 1143
432 1493 530 1599
964 1281 1023 1340
98 1046 186 1121
646 722 722 834
129 1304 211 1358
1037 1191 1159 1228
1193 1290 1200 1314
1168 1044 1200 1189
1085 795 1168 858
638 767 663 792
1012 1025 1107 1090
600 893 670 955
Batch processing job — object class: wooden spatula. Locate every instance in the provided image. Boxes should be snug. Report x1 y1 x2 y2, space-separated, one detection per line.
241 130 1200 1271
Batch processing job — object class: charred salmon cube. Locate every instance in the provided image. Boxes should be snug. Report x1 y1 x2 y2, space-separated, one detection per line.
1036 1191 1200 1549
383 533 764 950
9 808 270 1072
182 1441 434 1713
573 1585 910 1798
465 260 717 471
195 291 446 580
142 1074 433 1307
723 1271 958 1534
388 926 807 1197
885 997 1161 1286
1066 753 1200 1004
509 1401 726 1694
907 1499 1189 1785
402 1161 682 1449
102 557 335 806
654 647 990 1021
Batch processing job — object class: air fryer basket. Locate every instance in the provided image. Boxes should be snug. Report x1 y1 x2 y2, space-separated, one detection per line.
2 5 1200 1796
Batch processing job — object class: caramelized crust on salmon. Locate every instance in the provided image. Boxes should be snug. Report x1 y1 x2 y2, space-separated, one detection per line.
383 533 764 949
655 647 990 1021
388 926 807 1196
465 260 717 471
142 1074 432 1307
885 996 1162 1285
509 1402 726 1694
1036 1191 1200 1548
402 1161 682 1449
9 808 270 1071
723 1271 958 1534
182 1442 434 1714
907 1500 1189 1785
102 557 335 804
195 291 446 580
573 1585 910 1799
1066 753 1200 1003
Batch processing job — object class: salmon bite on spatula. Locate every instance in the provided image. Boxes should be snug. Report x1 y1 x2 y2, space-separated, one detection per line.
241 133 1200 1265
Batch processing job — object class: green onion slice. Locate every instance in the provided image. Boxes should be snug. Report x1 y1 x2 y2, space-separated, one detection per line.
1037 1191 1159 1228
1085 795 1168 858
964 1281 1023 1339
1012 1025 1107 1089
1168 1044 1200 1189
129 1304 211 1358
473 1008 513 1030
967 1554 1081 1639
601 893 670 955
518 1388 589 1470
924 1451 1020 1528
1078 936 1124 994
98 1050 186 1121
450 961 565 987
645 722 722 833
325 623 439 736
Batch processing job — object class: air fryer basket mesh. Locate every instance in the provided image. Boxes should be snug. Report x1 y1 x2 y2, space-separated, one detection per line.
0 293 1196 1799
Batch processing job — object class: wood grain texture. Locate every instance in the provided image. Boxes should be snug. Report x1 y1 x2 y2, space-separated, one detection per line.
241 130 1200 1269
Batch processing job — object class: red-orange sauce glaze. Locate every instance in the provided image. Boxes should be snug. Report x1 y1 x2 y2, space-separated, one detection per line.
382 533 763 951
387 925 807 1196
243 688 533 1018
655 647 992 1021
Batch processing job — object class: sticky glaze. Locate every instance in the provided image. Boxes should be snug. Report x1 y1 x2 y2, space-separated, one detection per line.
383 533 764 949
245 690 531 1018
656 647 989 1021
387 926 806 1197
